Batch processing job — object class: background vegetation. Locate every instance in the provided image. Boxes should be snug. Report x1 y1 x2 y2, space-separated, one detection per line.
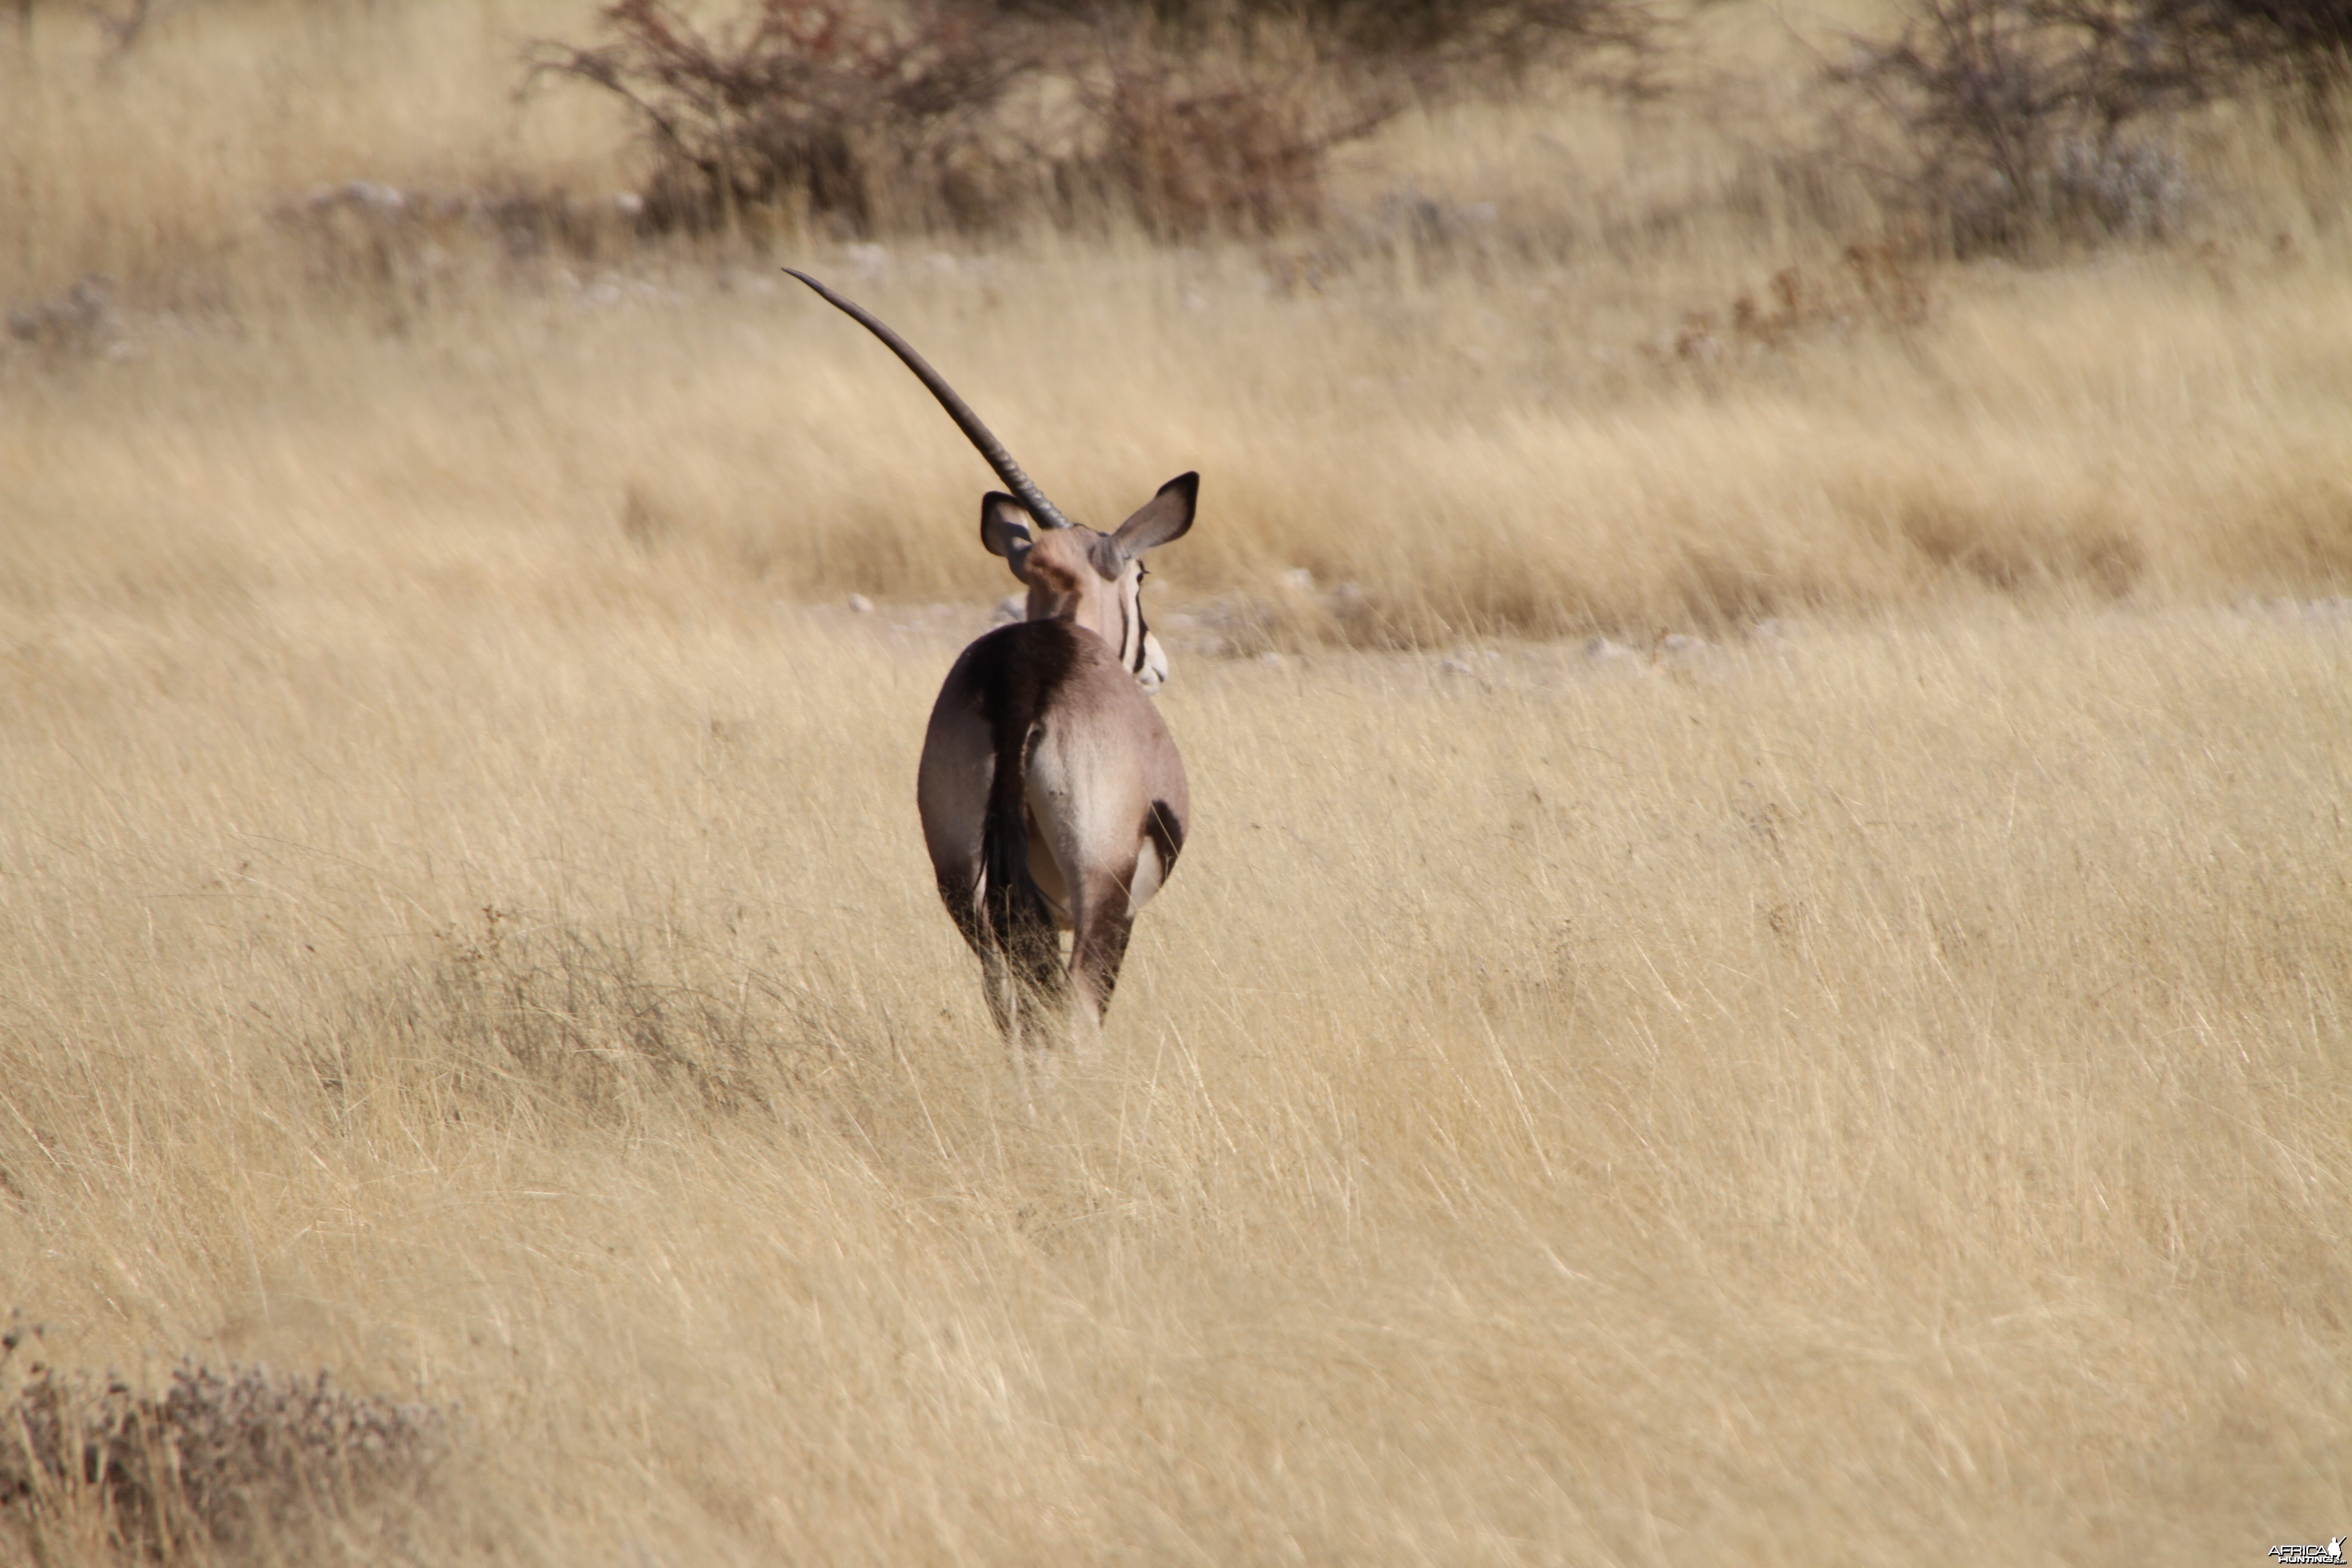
2 0 2348 1559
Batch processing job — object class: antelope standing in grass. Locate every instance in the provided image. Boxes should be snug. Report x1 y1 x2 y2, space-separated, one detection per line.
785 269 1196 1057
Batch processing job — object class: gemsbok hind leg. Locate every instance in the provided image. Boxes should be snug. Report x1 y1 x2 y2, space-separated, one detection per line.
1028 761 1178 1060
1065 885 1136 1060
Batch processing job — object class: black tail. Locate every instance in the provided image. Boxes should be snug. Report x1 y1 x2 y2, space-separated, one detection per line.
960 622 1084 1010
982 718 1064 1004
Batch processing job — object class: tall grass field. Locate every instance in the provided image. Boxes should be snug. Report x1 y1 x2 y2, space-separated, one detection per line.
2 0 2349 1561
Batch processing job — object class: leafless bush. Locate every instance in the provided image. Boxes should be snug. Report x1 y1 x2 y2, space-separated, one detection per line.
2204 0 2352 103
526 0 1359 235
1088 55 1372 234
1824 0 2211 251
1009 0 1658 83
526 0 1656 238
1828 0 2347 253
1 1319 446 1555
526 0 1056 234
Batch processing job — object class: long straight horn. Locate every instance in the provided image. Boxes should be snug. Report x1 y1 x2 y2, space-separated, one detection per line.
784 268 1073 531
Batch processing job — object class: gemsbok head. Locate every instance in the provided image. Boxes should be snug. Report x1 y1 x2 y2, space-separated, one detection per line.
785 268 1196 1061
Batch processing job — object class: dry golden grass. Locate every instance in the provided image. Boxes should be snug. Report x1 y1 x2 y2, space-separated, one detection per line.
5 579 2349 1563
4 0 2351 1560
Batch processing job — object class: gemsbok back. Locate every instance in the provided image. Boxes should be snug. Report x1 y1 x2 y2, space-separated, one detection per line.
785 268 1195 1062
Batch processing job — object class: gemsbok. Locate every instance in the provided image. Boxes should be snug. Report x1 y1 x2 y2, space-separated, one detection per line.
785 268 1196 1059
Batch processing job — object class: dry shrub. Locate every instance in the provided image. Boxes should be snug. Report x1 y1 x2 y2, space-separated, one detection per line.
314 908 848 1127
1095 57 1345 235
1840 471 2149 599
526 0 1656 239
527 0 1051 235
1823 0 2205 252
1642 246 1936 375
1827 0 2350 255
1815 0 2352 253
1 1324 446 1557
1014 0 1657 83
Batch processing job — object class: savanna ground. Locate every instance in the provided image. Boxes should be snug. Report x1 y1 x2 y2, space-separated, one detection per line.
2 0 2350 1560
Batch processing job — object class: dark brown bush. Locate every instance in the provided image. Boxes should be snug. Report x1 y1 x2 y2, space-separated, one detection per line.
1827 0 2349 255
527 0 1658 239
1093 57 1354 234
2 1326 447 1556
1004 0 1655 78
527 0 1054 235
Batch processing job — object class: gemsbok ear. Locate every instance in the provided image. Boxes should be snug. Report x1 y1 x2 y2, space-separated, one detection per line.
980 492 1035 577
1112 472 1198 556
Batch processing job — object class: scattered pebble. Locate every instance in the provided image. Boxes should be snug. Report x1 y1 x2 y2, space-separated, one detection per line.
847 593 874 614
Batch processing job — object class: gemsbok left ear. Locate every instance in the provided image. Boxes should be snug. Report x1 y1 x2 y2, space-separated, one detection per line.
1112 472 1198 556
980 492 1035 578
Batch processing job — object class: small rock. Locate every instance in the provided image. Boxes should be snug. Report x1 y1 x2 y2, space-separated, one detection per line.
311 180 404 213
1583 636 1636 665
1275 567 1315 593
847 593 874 614
992 593 1025 624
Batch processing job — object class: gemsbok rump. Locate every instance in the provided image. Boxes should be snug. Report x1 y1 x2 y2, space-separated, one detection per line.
785 268 1195 1057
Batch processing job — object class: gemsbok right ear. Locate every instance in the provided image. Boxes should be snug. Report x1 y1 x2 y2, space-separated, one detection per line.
1112 472 1198 556
980 492 1035 577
